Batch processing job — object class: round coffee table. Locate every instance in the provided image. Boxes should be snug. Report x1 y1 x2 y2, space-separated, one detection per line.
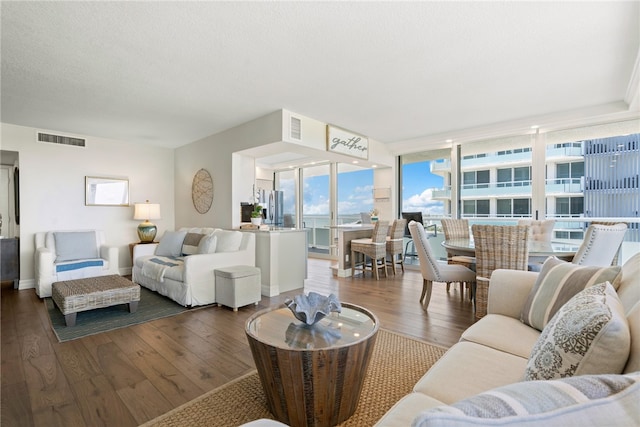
245 302 379 427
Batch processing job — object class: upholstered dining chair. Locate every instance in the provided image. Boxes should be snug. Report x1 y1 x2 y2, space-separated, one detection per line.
386 218 407 274
471 224 530 319
351 220 390 280
441 218 476 289
517 219 555 242
517 219 555 271
572 223 627 267
408 221 476 310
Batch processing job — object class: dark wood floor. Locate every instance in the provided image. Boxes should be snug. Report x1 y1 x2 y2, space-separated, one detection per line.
1 259 475 427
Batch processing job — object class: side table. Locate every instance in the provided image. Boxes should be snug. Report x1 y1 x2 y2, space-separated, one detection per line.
246 303 379 427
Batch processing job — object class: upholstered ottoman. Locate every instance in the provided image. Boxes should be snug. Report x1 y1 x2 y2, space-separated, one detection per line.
215 265 261 311
51 275 140 327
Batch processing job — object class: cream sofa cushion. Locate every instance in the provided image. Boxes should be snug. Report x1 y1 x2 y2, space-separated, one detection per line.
412 372 640 427
374 392 444 426
524 282 630 380
461 315 540 358
413 342 528 404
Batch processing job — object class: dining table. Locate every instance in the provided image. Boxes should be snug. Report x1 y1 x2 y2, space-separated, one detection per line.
442 238 581 264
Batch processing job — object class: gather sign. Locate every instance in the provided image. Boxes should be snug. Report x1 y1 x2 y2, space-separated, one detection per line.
326 125 369 160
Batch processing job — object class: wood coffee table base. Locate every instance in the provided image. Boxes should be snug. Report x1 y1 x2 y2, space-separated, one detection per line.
247 330 378 427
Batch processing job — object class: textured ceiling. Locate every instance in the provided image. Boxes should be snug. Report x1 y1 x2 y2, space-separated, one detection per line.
1 1 639 150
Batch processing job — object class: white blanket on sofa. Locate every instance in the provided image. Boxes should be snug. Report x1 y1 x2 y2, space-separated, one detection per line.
142 257 181 283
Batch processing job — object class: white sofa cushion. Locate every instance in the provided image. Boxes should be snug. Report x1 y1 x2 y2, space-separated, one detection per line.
524 282 630 380
53 231 98 262
156 230 188 257
412 372 640 427
198 234 218 254
213 229 243 252
520 257 621 331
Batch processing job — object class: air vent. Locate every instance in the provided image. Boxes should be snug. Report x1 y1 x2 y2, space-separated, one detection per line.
37 132 86 147
290 116 301 140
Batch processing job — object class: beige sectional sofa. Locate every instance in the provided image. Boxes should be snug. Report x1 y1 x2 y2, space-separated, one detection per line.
375 252 640 426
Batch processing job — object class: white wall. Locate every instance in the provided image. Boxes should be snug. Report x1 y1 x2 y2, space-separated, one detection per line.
175 111 283 229
0 123 175 288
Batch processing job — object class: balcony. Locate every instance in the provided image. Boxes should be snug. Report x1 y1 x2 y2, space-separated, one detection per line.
461 181 531 198
431 187 451 199
430 159 451 174
545 178 582 195
546 145 583 159
461 151 531 168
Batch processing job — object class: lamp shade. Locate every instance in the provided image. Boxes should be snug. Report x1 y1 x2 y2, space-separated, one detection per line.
133 203 161 220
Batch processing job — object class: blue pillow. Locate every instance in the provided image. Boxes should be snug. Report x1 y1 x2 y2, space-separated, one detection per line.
155 231 187 257
54 231 98 262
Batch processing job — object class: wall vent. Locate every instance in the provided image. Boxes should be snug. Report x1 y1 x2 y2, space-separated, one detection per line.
290 116 302 140
37 132 86 147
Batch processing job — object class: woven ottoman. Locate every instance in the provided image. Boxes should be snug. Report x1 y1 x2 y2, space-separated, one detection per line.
51 275 141 327
215 265 261 311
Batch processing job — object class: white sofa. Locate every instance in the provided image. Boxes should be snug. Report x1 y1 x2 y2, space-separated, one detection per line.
34 229 119 298
375 252 640 426
132 227 256 307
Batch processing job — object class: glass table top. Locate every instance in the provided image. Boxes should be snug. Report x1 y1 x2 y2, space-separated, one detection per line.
246 303 378 350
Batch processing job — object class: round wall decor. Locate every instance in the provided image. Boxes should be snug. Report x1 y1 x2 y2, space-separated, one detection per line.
192 168 214 214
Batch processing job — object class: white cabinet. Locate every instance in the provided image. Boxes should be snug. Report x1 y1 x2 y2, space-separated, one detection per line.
248 229 308 297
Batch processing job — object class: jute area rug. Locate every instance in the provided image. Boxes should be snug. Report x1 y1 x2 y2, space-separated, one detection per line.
142 329 447 427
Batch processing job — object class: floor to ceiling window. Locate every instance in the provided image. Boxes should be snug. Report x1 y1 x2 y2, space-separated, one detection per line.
275 162 376 259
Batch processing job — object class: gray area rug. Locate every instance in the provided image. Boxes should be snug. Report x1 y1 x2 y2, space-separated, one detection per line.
45 287 190 342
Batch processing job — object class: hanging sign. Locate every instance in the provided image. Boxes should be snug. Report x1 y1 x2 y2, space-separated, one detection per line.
326 125 369 160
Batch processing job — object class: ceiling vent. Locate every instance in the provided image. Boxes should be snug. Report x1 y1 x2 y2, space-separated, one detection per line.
37 132 86 147
290 116 302 140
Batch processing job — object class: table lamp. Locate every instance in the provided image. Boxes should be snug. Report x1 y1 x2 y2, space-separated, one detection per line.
133 200 161 243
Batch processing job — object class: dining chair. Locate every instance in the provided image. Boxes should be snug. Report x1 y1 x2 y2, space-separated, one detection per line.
351 220 390 280
408 221 476 310
517 219 555 271
471 224 530 319
516 219 555 242
572 223 627 267
360 212 372 224
441 218 476 276
386 218 407 274
401 212 423 262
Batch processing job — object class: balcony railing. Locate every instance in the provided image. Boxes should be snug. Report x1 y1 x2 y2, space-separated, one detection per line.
545 178 582 194
461 180 531 197
430 159 451 173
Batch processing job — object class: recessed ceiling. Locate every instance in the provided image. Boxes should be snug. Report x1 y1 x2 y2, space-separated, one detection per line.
1 1 638 151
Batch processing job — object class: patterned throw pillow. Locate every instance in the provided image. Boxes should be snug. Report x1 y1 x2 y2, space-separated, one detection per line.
411 372 640 427
520 257 621 331
524 282 629 381
181 233 206 255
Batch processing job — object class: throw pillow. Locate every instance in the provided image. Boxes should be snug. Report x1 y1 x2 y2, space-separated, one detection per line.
54 231 98 262
181 232 206 255
411 372 640 427
197 234 218 254
155 230 187 257
520 257 621 330
524 282 630 380
213 229 243 252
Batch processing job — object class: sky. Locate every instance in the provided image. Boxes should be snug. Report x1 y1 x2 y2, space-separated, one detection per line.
278 160 445 218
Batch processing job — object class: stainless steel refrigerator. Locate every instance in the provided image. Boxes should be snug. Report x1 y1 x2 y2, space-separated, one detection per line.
261 190 284 226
